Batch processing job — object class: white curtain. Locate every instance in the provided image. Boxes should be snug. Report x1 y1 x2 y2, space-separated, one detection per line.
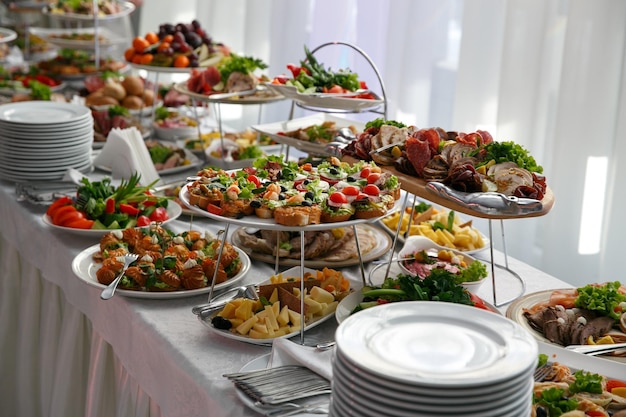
140 0 626 288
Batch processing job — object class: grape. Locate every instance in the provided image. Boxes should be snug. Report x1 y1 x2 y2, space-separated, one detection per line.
191 19 201 30
175 23 188 34
170 41 181 51
173 31 186 44
189 58 199 67
185 32 202 49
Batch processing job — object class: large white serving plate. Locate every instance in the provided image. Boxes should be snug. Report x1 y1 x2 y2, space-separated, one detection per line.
42 202 182 236
0 101 91 125
199 267 342 345
179 183 400 232
231 223 391 269
336 301 537 387
506 289 626 363
29 27 127 49
264 83 384 112
43 1 135 21
0 141 92 156
251 113 365 156
72 242 250 299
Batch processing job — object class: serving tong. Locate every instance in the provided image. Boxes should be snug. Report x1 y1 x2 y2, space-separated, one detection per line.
565 342 626 356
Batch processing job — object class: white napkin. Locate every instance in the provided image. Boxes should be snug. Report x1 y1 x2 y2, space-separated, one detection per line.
92 127 161 186
269 338 334 381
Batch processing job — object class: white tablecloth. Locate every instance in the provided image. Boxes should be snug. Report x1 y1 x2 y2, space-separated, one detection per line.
0 179 572 417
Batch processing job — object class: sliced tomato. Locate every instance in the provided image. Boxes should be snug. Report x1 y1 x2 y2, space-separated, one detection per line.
362 184 380 196
469 293 491 311
58 209 85 227
341 185 360 196
585 412 605 417
206 203 223 215
329 192 348 204
51 205 79 225
327 85 345 94
105 198 116 214
46 196 73 217
247 175 261 188
149 206 169 222
359 81 368 90
606 379 626 392
359 167 371 179
137 215 151 227
66 218 95 229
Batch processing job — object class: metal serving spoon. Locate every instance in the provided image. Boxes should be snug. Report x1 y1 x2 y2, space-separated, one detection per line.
192 284 258 316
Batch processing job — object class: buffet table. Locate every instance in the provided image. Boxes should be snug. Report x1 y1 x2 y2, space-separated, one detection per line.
0 177 572 417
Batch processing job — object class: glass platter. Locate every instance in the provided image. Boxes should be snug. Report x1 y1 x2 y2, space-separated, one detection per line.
264 83 384 112
71 242 251 299
43 1 135 21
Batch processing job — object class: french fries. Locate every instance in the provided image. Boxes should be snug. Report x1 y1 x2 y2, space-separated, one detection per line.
382 207 486 252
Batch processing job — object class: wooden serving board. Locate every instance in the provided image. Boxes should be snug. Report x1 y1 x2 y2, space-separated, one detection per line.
342 156 555 220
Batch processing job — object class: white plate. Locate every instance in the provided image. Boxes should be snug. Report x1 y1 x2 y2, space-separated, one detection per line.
506 289 626 363
336 301 537 387
174 82 286 105
43 1 135 21
71 242 250 299
251 113 365 156
29 27 127 49
179 184 400 232
0 28 17 44
0 101 91 125
264 83 384 112
199 267 346 345
231 223 392 269
42 202 182 236
235 354 329 417
152 122 199 141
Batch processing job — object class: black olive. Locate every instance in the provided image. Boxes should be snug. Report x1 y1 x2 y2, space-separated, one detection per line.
278 194 285 200
304 191 314 200
535 406 547 417
280 185 287 192
301 200 312 207
211 316 232 330
347 176 356 182
329 168 339 175
303 179 310 185
250 200 261 208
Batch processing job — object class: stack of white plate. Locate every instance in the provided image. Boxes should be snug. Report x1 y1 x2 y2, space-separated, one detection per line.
0 101 93 182
331 301 538 417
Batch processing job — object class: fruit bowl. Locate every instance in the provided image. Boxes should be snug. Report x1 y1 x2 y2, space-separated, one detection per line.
397 236 487 293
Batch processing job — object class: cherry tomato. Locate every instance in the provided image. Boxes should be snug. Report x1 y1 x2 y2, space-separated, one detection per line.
206 204 223 216
46 196 73 217
149 207 169 222
359 167 371 179
355 192 369 201
247 175 261 188
327 85 345 94
360 81 368 90
606 379 626 392
362 184 380 196
367 173 381 184
105 198 116 214
341 186 360 196
329 192 348 205
137 215 151 227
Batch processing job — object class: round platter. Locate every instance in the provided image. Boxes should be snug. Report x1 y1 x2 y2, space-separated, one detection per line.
179 185 401 232
230 223 392 269
42 202 182 236
174 82 286 105
0 27 17 44
43 1 135 21
0 101 91 125
71 243 251 299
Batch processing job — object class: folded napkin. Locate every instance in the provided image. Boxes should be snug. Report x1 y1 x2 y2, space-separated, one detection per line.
269 338 334 381
92 127 161 186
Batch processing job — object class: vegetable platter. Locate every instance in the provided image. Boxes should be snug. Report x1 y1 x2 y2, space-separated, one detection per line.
43 173 181 235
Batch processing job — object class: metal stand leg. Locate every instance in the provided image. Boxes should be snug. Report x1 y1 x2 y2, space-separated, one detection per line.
352 224 366 286
384 191 411 280
488 219 525 307
207 222 231 302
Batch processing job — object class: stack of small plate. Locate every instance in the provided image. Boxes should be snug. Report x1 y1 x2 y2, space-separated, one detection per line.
330 301 538 417
0 101 93 182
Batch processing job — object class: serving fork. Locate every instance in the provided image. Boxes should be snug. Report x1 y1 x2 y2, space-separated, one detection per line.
100 253 139 300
